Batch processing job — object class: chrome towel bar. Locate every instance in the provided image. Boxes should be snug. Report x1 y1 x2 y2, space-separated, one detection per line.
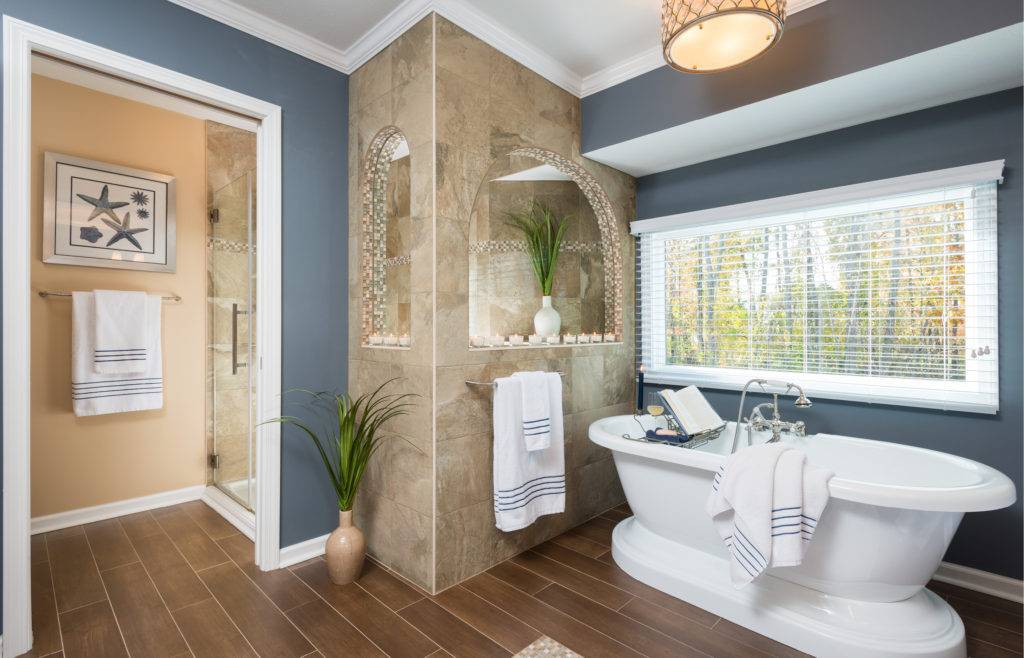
465 371 566 388
38 290 182 302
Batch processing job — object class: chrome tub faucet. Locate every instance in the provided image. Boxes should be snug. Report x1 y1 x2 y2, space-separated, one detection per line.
731 379 812 453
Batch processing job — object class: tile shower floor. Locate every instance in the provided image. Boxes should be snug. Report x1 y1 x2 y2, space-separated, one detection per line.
24 501 1023 658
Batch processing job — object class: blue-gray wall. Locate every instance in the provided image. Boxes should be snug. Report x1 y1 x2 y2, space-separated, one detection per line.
583 0 1023 153
638 88 1023 579
0 0 348 549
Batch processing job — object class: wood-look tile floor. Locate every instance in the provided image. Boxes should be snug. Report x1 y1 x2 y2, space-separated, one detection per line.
24 501 1023 658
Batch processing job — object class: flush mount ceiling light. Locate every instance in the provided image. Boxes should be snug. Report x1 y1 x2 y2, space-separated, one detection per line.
662 0 786 73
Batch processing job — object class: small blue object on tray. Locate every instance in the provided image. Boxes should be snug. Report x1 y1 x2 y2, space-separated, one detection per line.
646 428 690 444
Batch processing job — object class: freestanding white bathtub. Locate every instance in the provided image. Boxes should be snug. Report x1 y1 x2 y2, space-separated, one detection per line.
590 415 1017 658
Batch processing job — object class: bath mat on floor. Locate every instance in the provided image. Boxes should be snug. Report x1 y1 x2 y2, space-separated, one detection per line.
514 636 581 657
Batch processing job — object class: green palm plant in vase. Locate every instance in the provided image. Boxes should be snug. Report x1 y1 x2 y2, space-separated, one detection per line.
506 201 571 337
270 380 415 584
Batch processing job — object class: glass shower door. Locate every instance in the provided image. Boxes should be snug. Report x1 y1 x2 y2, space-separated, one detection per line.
209 171 256 510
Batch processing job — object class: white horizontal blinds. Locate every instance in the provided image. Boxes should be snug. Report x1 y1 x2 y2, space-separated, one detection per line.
638 175 999 413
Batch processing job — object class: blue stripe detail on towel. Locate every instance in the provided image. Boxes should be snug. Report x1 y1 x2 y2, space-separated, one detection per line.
494 488 565 511
72 388 163 400
734 526 766 567
495 480 566 504
73 377 162 386
496 475 564 494
522 418 549 426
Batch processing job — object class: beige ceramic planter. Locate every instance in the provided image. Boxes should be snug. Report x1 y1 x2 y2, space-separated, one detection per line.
325 510 366 584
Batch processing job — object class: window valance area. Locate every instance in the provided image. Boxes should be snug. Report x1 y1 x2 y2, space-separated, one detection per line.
635 161 1003 414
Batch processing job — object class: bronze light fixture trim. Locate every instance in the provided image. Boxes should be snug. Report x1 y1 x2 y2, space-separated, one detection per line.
661 0 787 73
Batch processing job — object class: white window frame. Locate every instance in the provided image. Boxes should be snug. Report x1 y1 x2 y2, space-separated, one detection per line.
633 161 1003 415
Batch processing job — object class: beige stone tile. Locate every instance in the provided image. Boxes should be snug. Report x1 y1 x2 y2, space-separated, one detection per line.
355 493 432 591
392 74 432 150
567 403 632 471
436 16 492 89
213 387 251 437
436 432 492 514
391 15 434 88
489 49 534 106
362 435 432 516
436 144 489 226
434 500 567 591
352 46 392 111
570 354 604 412
435 216 469 295
408 142 434 223
435 67 490 150
569 458 624 527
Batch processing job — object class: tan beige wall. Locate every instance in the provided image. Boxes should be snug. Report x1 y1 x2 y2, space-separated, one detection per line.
30 75 207 517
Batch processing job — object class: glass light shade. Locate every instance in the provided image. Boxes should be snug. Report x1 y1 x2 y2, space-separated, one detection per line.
662 0 786 73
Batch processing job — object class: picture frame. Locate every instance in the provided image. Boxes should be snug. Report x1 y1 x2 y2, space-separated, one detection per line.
42 151 176 272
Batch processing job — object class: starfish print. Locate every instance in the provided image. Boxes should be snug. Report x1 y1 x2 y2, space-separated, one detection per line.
102 211 148 251
77 185 129 222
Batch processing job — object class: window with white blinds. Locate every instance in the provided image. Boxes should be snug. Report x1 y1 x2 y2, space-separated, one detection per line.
634 162 1001 413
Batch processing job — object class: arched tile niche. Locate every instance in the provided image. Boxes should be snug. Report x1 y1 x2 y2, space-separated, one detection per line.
360 126 412 347
468 147 624 346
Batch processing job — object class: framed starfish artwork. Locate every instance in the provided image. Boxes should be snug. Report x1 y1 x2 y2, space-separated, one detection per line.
42 151 176 272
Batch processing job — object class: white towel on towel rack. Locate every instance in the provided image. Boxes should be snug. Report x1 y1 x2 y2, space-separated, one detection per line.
705 443 832 586
72 292 163 416
492 375 565 531
511 371 557 451
92 290 150 374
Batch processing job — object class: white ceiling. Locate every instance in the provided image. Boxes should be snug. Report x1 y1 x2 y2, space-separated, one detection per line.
168 0 823 96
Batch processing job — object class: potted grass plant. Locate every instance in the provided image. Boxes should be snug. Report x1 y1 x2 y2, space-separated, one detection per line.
506 201 571 337
271 381 414 584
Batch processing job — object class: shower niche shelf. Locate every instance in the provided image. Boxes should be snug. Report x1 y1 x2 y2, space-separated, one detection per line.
467 148 623 351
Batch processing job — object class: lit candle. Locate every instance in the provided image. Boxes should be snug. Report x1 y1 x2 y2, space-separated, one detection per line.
637 364 646 412
563 333 577 344
489 335 505 347
528 334 543 345
545 335 560 345
509 334 524 346
398 334 411 347
604 333 616 343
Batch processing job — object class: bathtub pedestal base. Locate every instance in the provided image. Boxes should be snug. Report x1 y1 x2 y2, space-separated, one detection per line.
612 518 966 658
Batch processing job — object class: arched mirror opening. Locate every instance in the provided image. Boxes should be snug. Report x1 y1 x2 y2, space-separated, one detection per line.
360 127 412 348
468 148 623 349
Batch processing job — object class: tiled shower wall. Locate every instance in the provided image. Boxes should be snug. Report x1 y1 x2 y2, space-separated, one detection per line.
347 14 636 593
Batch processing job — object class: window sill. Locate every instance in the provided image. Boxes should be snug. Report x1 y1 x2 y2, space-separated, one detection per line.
644 368 998 415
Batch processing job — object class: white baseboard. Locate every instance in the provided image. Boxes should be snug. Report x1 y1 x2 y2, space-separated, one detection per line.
201 485 255 541
279 532 328 568
934 561 1023 603
31 484 205 534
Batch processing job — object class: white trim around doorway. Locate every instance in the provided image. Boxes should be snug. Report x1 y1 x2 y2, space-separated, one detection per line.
2 16 283 657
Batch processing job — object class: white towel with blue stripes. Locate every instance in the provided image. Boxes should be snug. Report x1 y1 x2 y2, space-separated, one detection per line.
512 371 558 451
92 290 150 374
72 292 163 416
492 375 565 532
705 443 832 586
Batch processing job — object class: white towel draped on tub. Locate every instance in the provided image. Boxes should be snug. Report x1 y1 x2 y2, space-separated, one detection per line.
492 375 565 531
511 371 557 451
706 443 833 586
92 290 150 374
72 292 163 416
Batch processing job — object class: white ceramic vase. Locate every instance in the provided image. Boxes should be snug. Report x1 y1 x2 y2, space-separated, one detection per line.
534 295 561 337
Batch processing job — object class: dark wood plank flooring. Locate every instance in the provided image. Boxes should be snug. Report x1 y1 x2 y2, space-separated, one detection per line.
23 501 1022 657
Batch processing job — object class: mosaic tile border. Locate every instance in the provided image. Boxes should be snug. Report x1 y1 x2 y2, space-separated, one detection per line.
508 148 624 336
468 239 601 255
359 126 408 343
206 236 253 254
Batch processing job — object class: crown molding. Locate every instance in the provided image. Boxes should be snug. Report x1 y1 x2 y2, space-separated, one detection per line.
343 0 434 72
166 0 347 72
580 0 829 97
431 0 581 95
169 0 828 95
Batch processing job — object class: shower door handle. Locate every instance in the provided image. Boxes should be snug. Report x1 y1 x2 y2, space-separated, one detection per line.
231 302 249 375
